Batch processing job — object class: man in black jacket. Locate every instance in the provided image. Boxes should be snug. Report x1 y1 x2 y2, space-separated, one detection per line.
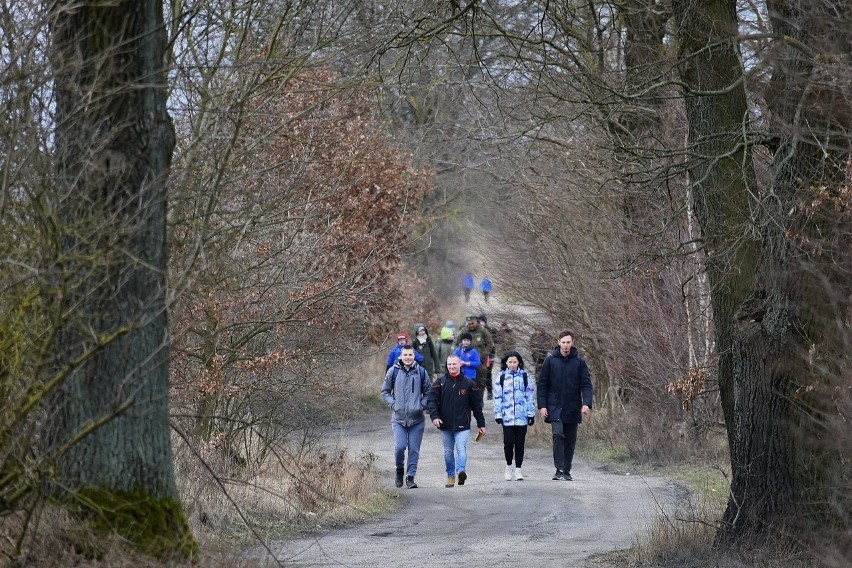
427 355 487 488
536 331 593 481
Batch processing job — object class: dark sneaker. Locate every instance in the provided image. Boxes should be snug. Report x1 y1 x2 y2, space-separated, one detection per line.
552 469 566 481
564 472 573 481
406 476 417 489
457 471 467 485
395 468 404 488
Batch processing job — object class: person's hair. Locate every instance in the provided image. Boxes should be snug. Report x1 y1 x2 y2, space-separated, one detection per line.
558 330 574 340
446 355 461 363
460 331 473 341
500 350 525 370
401 344 415 352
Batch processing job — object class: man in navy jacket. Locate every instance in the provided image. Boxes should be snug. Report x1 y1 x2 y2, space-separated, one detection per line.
536 331 593 481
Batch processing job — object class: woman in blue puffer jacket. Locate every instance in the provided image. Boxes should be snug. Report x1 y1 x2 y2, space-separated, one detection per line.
493 350 536 481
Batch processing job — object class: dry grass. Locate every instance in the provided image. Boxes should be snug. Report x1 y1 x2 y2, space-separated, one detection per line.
0 439 391 568
174 422 393 552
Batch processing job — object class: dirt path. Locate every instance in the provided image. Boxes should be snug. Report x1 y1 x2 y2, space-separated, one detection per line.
247 405 683 567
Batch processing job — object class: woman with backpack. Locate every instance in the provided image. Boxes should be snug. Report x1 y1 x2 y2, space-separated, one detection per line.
493 350 536 481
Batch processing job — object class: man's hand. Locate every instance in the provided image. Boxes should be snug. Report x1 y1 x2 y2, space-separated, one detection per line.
432 418 443 427
539 408 548 418
581 405 591 416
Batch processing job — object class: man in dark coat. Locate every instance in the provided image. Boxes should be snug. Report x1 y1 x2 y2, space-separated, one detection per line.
427 355 487 487
536 330 593 481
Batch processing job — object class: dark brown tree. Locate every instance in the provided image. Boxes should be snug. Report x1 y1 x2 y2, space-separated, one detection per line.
674 0 851 550
41 0 194 558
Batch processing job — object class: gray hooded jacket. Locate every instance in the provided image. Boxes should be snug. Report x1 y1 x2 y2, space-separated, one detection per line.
381 360 431 427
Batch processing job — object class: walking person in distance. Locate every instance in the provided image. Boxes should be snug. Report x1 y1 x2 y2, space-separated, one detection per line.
536 331 592 481
461 272 475 302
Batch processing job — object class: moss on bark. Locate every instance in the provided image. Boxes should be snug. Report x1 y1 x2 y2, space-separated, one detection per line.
70 488 198 561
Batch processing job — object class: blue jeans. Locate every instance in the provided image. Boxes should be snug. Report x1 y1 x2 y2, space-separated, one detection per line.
440 429 471 477
392 420 426 477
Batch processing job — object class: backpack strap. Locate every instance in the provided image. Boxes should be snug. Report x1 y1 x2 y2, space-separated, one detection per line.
390 366 400 392
499 370 528 390
392 365 428 393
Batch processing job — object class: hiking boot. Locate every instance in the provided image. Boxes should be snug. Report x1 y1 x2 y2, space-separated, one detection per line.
457 471 467 485
445 477 455 487
514 468 524 481
504 465 513 481
552 469 566 481
406 476 417 489
564 472 573 481
395 468 404 488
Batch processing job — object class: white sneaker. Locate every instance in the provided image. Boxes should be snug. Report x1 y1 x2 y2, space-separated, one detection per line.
514 468 524 481
504 465 513 481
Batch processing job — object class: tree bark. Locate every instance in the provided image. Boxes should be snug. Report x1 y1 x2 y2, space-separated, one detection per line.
675 0 851 547
720 0 851 546
44 0 194 558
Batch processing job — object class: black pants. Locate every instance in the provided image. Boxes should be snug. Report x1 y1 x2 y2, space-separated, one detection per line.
502 425 528 467
550 421 579 473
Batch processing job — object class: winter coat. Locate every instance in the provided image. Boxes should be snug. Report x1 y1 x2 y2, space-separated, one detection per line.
427 373 485 431
494 369 536 426
436 339 455 375
412 333 439 376
455 322 493 366
462 273 475 290
381 360 431 427
453 345 481 380
536 346 593 424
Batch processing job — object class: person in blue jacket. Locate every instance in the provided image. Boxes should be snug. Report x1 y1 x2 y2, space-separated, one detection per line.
386 332 423 370
461 272 475 302
494 350 536 481
536 331 593 481
479 277 492 302
453 332 480 381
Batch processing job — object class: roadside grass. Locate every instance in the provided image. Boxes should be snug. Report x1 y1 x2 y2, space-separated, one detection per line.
0 355 397 567
0 440 396 568
175 443 395 550
579 420 841 568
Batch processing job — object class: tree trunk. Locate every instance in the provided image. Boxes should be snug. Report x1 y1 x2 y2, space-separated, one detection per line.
44 0 195 558
675 0 851 548
720 0 851 546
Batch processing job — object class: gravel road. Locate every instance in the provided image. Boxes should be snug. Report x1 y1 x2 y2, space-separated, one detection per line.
247 401 683 568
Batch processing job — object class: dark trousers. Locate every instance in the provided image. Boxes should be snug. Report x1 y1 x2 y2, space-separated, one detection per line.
502 425 528 467
550 421 579 473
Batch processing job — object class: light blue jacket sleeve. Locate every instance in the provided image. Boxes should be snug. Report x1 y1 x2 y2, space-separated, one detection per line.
524 370 536 417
